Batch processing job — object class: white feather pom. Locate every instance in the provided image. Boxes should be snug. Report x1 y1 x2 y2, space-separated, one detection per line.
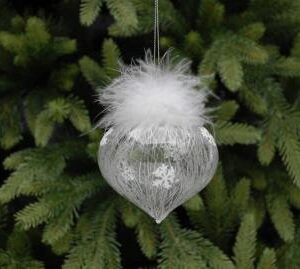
98 51 210 131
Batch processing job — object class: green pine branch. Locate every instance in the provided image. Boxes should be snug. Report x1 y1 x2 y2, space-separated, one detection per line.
266 193 295 242
258 130 276 166
80 0 103 26
79 56 108 87
63 200 121 269
214 100 240 121
34 96 91 146
277 131 300 188
0 143 85 203
277 227 300 268
106 0 138 36
215 121 261 145
0 229 44 269
233 213 256 269
218 55 243 92
102 38 121 78
136 212 159 259
158 215 234 269
257 248 277 269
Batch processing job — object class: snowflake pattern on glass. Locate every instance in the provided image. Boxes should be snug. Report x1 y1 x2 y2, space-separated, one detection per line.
119 161 135 181
152 164 178 189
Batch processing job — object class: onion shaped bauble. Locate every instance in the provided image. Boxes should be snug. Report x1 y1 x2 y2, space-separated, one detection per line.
97 52 218 223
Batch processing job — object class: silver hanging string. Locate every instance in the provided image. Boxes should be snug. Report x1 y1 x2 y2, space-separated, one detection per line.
153 0 160 65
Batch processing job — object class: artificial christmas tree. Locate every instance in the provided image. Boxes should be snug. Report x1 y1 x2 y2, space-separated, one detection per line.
0 0 300 268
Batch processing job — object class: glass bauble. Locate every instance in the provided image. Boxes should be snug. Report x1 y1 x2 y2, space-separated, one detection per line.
98 126 218 223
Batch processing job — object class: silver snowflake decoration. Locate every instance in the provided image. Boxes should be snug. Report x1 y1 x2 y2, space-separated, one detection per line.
152 164 178 189
119 161 135 181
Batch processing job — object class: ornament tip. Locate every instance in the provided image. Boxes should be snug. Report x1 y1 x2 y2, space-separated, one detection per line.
155 219 162 224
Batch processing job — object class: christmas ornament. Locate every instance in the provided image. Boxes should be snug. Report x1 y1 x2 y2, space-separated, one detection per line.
97 0 218 224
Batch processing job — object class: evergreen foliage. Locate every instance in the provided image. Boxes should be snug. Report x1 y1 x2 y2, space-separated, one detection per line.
0 228 44 269
0 0 300 268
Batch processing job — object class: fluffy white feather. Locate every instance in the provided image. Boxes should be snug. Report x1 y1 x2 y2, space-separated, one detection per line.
98 51 210 131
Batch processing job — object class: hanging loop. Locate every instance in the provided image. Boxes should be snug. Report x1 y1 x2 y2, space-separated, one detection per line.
153 0 160 65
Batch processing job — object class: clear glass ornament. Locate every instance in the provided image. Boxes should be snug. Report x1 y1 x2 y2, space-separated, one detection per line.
98 126 218 224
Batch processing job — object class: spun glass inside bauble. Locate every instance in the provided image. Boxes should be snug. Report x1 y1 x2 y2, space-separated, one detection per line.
98 126 218 223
